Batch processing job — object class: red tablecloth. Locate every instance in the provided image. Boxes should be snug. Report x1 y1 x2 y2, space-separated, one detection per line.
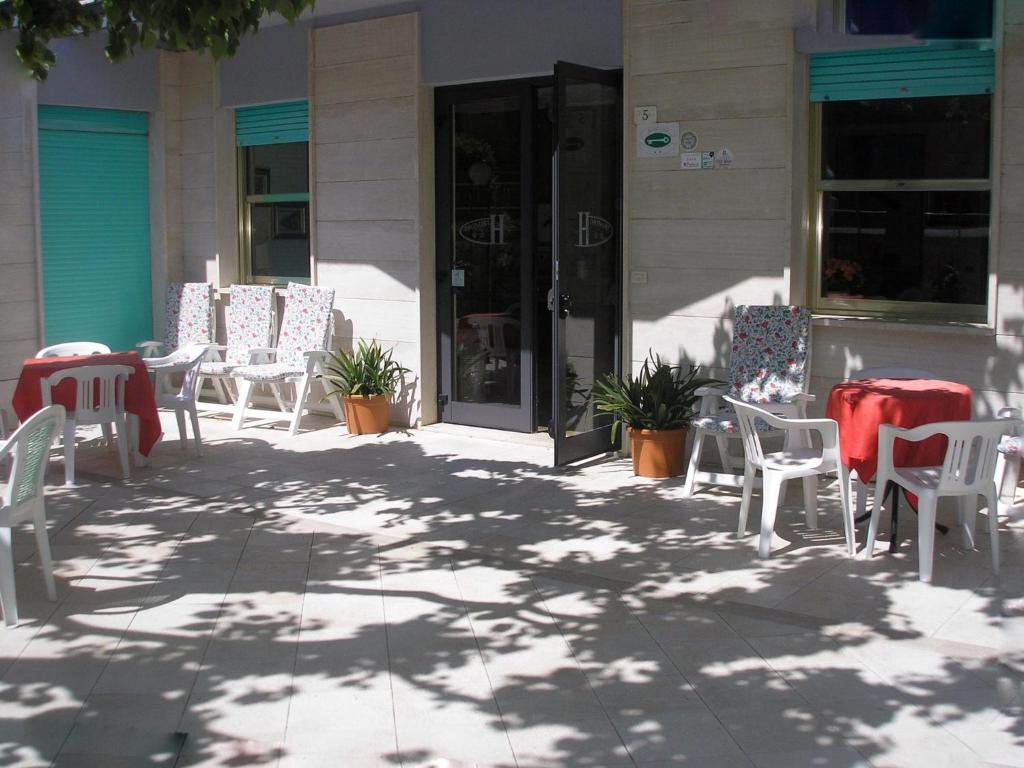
12 351 162 457
825 378 972 483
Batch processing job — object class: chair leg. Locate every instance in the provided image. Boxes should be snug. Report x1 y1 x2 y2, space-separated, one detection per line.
866 472 889 558
113 417 131 480
758 472 784 559
682 431 705 497
232 379 254 430
270 383 290 414
714 435 734 474
175 408 188 449
838 465 855 557
917 493 938 583
101 424 113 448
958 495 976 550
985 485 1000 575
0 528 18 627
801 475 818 529
289 376 312 437
188 404 203 457
33 510 56 601
738 462 755 537
854 474 868 520
62 420 76 487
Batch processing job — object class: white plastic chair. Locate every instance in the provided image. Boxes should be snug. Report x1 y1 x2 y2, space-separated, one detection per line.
231 283 344 436
726 396 854 559
40 365 133 486
848 367 940 520
684 306 814 497
868 419 1014 582
995 407 1023 521
0 404 65 626
198 284 277 405
36 342 111 358
145 345 208 456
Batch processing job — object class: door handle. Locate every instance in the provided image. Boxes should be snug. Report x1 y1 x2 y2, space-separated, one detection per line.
558 293 572 319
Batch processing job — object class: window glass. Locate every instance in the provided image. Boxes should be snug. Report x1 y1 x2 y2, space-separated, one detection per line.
821 190 989 306
241 141 310 283
822 96 990 180
845 0 992 39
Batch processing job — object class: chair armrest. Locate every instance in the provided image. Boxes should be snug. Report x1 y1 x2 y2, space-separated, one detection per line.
145 345 209 372
791 392 817 403
695 385 727 397
137 341 163 357
998 406 1022 422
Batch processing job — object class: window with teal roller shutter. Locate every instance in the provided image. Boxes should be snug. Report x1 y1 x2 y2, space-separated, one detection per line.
37 106 152 352
235 101 309 146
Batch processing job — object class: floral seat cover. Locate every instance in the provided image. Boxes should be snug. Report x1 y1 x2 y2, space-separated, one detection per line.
998 435 1024 456
691 409 776 434
727 305 811 404
165 282 214 353
199 284 275 375
236 283 335 383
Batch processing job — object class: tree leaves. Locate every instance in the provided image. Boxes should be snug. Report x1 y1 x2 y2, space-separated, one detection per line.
0 0 316 79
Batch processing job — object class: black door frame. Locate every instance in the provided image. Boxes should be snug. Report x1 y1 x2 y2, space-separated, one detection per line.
434 77 551 432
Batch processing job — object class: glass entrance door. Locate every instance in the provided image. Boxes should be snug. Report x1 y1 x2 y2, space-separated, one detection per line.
437 84 535 431
551 62 623 465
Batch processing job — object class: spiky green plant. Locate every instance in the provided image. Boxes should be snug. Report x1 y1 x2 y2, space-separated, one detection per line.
591 352 718 443
320 340 410 399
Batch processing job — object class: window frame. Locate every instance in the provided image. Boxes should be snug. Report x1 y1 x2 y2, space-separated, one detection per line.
237 143 312 286
809 98 994 323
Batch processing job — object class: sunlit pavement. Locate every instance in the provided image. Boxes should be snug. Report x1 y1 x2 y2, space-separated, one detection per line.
1 412 1021 767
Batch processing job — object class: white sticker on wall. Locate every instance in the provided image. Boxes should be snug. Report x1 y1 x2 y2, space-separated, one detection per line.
717 148 733 168
701 151 715 169
681 152 701 169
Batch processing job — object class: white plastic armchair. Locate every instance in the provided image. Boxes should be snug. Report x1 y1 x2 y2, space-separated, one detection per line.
995 407 1023 521
138 282 214 360
868 419 1015 582
230 283 344 436
36 342 111 358
145 344 208 456
683 305 815 497
40 365 133 486
726 396 853 559
198 284 277 405
0 404 65 626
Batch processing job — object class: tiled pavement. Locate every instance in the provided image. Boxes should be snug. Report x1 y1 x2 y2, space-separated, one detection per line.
0 413 1021 767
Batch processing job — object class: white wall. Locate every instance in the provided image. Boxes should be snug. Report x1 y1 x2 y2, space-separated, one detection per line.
0 35 41 411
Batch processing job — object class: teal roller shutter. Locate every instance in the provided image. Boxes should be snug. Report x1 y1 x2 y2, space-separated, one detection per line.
235 100 309 146
38 106 152 351
810 43 995 102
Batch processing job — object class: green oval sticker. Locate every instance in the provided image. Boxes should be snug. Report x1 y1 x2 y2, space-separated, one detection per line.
644 132 672 148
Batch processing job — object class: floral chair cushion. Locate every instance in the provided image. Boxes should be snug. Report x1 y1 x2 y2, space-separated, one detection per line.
165 282 214 352
728 305 811 404
276 283 335 368
233 362 305 383
998 435 1024 456
225 285 276 366
691 409 777 434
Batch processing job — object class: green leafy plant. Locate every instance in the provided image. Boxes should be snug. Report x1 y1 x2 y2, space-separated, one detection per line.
319 340 410 399
591 351 718 443
0 0 314 80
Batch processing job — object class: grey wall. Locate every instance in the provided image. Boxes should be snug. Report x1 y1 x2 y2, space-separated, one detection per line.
219 21 311 107
420 0 622 84
39 35 159 111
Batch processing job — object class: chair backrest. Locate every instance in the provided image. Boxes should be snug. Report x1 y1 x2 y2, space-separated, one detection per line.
36 342 111 358
728 305 812 404
40 365 132 425
0 405 65 518
852 367 938 380
165 282 214 352
170 345 209 402
929 420 1013 494
225 285 276 365
727 397 770 469
276 283 335 367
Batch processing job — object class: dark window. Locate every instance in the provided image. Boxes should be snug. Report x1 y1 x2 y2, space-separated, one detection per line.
845 0 993 39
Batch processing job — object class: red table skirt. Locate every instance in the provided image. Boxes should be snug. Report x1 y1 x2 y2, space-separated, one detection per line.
12 351 162 457
825 378 972 483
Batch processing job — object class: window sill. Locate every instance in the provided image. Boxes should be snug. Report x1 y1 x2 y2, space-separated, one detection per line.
811 314 995 337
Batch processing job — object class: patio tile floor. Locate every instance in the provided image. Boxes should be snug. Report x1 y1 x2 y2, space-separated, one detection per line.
0 414 1021 767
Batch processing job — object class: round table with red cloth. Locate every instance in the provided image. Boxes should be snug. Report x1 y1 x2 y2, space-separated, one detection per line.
825 378 973 483
11 351 162 457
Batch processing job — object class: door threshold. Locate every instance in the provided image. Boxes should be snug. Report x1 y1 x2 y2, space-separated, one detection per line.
422 422 553 448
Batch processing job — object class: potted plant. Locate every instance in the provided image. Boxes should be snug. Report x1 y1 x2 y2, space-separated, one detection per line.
591 352 717 478
320 340 410 435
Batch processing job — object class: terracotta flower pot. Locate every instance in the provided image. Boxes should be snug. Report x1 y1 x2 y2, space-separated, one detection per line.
342 394 390 435
628 426 687 478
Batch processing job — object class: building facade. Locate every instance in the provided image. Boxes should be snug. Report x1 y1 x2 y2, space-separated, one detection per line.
0 0 1020 464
